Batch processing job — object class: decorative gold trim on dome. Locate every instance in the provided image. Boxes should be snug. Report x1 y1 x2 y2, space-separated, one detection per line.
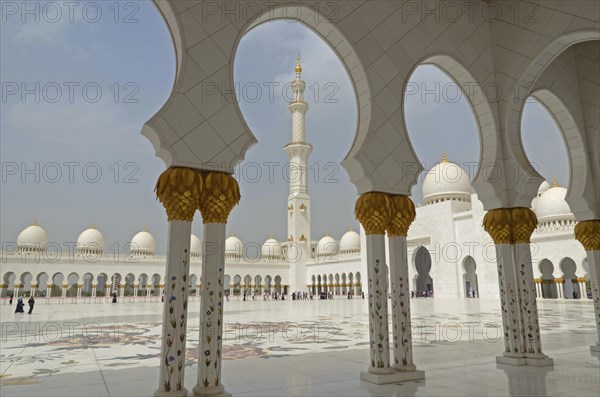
355 192 392 235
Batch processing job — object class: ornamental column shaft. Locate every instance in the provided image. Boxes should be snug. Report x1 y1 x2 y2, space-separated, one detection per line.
355 192 394 383
194 172 240 397
575 220 600 352
483 208 553 367
387 195 425 380
154 167 203 397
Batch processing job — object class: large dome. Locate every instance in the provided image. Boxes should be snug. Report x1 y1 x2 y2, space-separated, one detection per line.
77 226 105 254
130 229 156 256
262 238 283 259
225 236 243 257
190 234 201 258
422 154 471 205
535 185 574 223
17 222 48 252
339 229 360 253
317 235 338 256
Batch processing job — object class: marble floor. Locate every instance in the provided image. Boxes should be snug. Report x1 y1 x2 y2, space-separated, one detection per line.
1 298 598 396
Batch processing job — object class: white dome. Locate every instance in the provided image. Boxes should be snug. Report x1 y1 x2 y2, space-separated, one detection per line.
190 234 201 257
535 186 574 222
339 230 360 253
537 181 551 196
317 235 338 256
225 236 243 257
262 238 283 258
130 230 156 256
532 181 552 210
422 155 471 205
77 226 105 254
17 223 48 251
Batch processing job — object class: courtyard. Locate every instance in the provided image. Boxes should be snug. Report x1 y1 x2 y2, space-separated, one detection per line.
1 298 598 396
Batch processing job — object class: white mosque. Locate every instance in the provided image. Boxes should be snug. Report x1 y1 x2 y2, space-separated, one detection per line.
1 60 590 303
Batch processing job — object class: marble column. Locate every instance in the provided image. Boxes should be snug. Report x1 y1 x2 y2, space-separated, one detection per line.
556 279 563 299
30 283 37 298
133 282 139 298
92 283 97 298
46 284 52 301
355 192 396 384
0 284 6 301
387 195 424 380
77 283 83 300
196 284 201 297
105 284 111 302
194 172 240 397
154 167 203 397
575 220 600 352
483 208 553 367
61 283 68 299
118 283 125 300
13 283 21 298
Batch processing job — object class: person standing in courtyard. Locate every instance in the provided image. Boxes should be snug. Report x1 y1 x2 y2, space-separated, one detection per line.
9 295 13 305
28 296 35 314
15 296 24 313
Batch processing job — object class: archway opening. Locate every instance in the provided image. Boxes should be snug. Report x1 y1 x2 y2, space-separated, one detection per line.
231 18 359 245
404 63 481 205
463 256 479 298
539 259 558 299
560 258 580 299
414 247 433 298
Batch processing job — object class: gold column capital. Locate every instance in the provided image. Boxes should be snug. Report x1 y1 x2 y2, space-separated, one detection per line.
511 207 537 243
199 172 240 224
483 207 537 244
387 195 416 237
574 220 600 251
155 167 203 222
355 192 392 235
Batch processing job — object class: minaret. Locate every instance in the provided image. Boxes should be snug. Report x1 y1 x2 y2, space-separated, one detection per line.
285 55 312 250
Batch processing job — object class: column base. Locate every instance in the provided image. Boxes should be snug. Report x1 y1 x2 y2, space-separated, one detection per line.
361 369 425 384
192 384 231 397
590 344 600 352
526 356 554 367
496 355 527 366
154 387 188 397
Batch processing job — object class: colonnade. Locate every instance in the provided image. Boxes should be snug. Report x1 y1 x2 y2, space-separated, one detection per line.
151 168 600 395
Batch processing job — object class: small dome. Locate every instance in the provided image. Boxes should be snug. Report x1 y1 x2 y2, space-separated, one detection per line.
532 181 552 210
190 234 201 257
535 186 574 223
262 238 283 258
537 181 551 196
225 236 243 257
77 226 104 254
317 235 338 256
17 222 48 252
130 229 156 256
422 154 471 205
339 229 360 253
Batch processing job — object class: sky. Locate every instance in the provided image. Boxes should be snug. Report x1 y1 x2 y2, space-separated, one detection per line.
1 1 569 254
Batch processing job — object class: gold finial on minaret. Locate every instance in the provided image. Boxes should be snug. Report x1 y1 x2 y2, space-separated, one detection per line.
553 177 558 188
269 232 274 239
295 54 302 76
441 152 448 163
33 218 37 226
